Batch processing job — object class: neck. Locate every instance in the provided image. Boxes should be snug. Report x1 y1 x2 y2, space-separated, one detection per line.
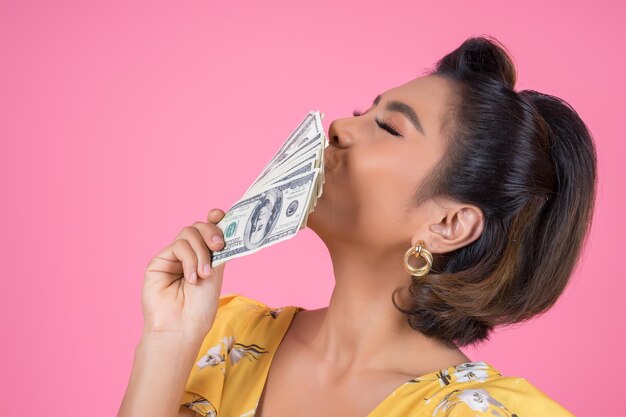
301 243 466 377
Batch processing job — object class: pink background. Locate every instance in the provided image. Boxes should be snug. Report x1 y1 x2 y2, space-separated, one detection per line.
1 1 623 416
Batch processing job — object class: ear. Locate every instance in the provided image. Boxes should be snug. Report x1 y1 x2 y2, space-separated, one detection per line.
425 204 484 254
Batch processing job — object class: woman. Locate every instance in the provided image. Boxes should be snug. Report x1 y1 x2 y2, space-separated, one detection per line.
117 36 596 417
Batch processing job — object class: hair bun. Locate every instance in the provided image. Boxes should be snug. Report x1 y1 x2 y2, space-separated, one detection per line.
433 35 517 90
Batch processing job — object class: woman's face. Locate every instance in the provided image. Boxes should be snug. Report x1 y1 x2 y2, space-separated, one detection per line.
308 74 457 253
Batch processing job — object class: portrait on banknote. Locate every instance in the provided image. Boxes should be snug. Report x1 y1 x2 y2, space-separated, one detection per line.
243 188 283 249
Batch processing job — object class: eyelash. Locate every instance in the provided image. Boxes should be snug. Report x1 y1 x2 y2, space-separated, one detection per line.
352 108 401 137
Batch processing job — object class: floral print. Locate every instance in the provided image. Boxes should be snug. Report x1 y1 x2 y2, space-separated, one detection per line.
196 334 269 375
430 387 519 417
181 394 217 417
180 294 575 417
452 362 492 383
196 341 225 369
266 307 285 319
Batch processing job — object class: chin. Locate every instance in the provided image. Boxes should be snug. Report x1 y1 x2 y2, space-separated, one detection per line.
305 192 334 240
305 196 324 233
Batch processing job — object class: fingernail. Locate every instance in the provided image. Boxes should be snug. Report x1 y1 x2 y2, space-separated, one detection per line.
190 271 197 284
203 264 212 275
212 236 223 244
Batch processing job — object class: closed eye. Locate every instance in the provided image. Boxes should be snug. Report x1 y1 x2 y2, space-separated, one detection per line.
375 118 402 137
353 108 402 137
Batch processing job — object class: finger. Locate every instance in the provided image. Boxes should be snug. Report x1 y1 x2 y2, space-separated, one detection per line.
148 246 183 275
207 208 226 224
186 223 217 279
193 221 225 254
170 238 199 284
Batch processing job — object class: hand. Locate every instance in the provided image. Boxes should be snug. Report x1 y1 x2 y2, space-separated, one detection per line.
142 208 227 337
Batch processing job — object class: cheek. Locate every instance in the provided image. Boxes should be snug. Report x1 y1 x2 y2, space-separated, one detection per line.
349 146 424 192
315 142 443 246
344 148 427 232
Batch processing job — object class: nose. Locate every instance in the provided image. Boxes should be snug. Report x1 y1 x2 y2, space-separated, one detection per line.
328 118 357 149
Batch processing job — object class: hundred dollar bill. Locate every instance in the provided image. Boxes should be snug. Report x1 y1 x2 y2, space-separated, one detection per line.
246 153 317 195
244 136 324 197
244 111 325 196
210 168 320 266
209 110 327 266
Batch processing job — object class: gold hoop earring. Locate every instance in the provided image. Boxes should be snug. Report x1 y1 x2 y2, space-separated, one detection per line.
403 240 433 277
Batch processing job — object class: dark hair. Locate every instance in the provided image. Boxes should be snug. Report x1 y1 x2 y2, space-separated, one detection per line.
391 35 598 348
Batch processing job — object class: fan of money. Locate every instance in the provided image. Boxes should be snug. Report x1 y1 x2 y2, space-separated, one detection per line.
210 110 327 266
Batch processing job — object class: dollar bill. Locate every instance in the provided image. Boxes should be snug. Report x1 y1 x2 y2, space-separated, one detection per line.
244 111 325 195
244 135 324 197
208 110 327 266
211 168 320 266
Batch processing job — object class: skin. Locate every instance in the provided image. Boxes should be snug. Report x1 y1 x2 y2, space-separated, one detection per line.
255 74 486 416
119 74 488 417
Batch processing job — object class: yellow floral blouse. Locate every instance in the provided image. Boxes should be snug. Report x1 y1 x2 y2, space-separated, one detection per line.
180 294 574 417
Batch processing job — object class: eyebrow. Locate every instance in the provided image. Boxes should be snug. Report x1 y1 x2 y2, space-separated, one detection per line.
373 94 425 136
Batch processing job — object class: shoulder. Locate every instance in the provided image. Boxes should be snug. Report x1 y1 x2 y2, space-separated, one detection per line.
203 293 302 347
215 292 269 313
215 292 303 315
430 376 575 417
180 294 301 414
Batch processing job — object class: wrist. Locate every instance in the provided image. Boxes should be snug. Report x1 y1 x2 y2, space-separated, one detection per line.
118 330 205 417
140 329 207 352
